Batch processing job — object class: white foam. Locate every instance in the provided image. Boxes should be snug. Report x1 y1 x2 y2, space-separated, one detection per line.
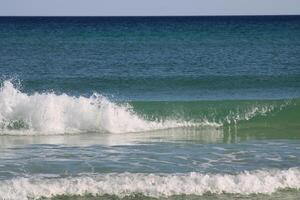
0 168 299 199
0 80 283 135
224 103 280 124
0 80 218 135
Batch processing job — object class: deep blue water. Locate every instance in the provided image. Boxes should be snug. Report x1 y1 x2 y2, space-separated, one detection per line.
0 16 300 100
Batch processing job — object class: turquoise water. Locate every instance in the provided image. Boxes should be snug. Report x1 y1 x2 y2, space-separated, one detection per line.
0 16 300 199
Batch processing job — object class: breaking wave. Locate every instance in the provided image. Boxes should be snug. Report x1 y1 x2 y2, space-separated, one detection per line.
0 168 299 200
0 80 297 135
0 80 215 135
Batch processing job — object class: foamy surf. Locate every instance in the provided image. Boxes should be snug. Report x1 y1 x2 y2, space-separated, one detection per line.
0 80 218 135
0 168 299 200
0 80 293 135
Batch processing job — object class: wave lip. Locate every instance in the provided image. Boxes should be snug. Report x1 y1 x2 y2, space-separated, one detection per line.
0 80 218 135
0 168 300 200
1 80 297 135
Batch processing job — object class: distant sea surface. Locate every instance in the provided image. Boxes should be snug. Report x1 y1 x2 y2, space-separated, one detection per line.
0 16 300 200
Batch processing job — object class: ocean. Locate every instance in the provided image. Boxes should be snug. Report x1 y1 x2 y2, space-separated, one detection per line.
0 16 299 199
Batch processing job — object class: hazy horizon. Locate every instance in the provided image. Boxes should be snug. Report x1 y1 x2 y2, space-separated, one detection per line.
0 14 300 17
0 0 300 16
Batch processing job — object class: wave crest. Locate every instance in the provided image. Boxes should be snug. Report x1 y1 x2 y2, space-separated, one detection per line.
0 80 213 135
1 80 293 135
1 168 300 200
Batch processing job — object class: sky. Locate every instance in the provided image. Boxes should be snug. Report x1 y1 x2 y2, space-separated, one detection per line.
0 0 300 16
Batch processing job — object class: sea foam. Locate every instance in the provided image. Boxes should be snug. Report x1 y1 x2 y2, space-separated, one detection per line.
0 168 299 200
0 80 214 135
0 80 285 135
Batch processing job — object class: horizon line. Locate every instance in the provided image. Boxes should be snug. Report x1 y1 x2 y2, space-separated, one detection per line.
0 14 300 17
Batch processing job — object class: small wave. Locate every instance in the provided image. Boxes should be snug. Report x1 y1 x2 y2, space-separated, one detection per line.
1 168 300 200
0 80 218 135
0 80 296 135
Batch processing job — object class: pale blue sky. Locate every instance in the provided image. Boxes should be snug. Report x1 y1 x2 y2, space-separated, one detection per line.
0 0 300 16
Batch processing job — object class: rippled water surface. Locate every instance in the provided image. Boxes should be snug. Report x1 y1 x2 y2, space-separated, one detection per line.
0 16 299 199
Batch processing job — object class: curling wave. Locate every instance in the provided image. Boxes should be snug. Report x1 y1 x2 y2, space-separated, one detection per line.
0 80 298 135
0 80 215 135
0 168 300 200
